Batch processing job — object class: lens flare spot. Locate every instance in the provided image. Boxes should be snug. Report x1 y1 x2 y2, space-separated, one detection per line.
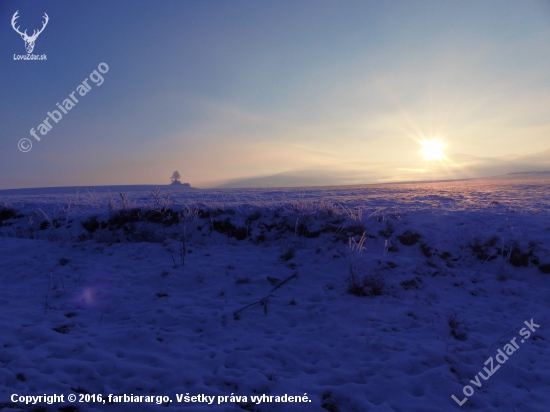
82 287 96 304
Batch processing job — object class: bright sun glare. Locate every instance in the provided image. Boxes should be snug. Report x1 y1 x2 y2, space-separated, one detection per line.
420 139 445 160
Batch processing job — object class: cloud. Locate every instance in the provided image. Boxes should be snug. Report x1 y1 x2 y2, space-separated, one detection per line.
216 149 550 188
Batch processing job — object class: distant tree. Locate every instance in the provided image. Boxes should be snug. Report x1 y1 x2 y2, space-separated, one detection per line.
170 171 181 183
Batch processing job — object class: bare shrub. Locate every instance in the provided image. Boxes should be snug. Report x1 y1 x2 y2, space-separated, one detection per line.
0 204 18 224
347 233 385 296
347 261 386 296
280 247 295 261
180 204 200 222
448 312 468 341
321 391 340 412
397 230 421 246
400 278 419 290
363 271 386 296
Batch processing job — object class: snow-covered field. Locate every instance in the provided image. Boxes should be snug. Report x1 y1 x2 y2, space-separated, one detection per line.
1 173 549 412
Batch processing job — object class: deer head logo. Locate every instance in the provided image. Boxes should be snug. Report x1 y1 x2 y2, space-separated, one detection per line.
11 10 49 54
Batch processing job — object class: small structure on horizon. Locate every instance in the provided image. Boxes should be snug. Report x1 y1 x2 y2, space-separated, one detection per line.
170 171 190 186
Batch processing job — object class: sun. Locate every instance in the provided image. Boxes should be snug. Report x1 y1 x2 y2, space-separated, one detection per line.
420 139 445 160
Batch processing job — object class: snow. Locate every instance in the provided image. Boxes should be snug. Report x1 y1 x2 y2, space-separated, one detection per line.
1 174 549 411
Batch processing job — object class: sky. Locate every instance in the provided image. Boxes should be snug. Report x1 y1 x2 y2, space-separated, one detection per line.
1 0 550 189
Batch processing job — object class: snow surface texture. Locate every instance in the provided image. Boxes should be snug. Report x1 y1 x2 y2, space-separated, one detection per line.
0 174 549 412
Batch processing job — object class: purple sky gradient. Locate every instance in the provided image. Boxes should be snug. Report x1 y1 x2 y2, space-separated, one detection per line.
1 0 550 188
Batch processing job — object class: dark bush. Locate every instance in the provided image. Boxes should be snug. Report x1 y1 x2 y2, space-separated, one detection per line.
295 222 324 238
143 208 180 226
246 210 262 223
280 248 295 261
108 209 144 228
420 243 434 258
347 280 367 297
378 220 395 238
400 279 419 290
0 205 18 223
197 208 211 219
344 223 366 237
40 219 61 230
397 231 421 246
347 270 385 297
81 216 107 233
468 238 497 261
448 313 467 341
212 218 248 240
508 246 530 268
439 251 452 259
364 273 386 296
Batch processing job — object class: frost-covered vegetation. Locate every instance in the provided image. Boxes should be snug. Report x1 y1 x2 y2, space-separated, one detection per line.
1 175 549 411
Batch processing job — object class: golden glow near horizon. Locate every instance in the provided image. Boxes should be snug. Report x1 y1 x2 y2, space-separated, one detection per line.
420 139 445 160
